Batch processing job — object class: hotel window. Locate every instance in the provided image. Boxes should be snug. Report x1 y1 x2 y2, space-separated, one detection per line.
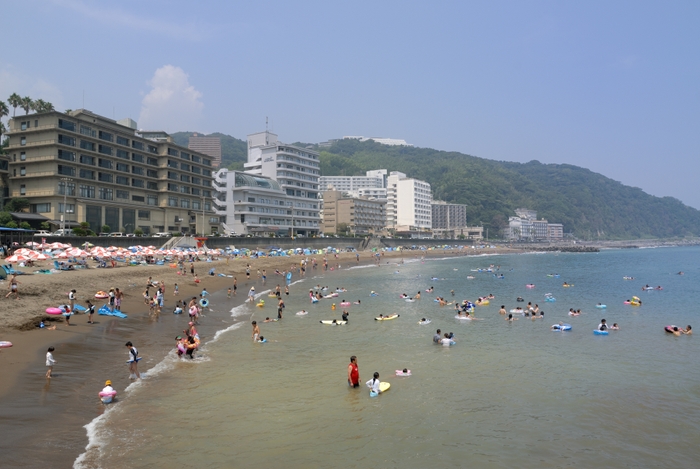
167 159 178 168
147 195 158 206
31 203 52 213
203 190 211 197
147 169 158 178
180 163 190 172
116 163 129 172
132 195 145 202
116 175 129 185
98 172 113 183
58 165 76 176
168 196 179 207
98 144 113 156
58 134 76 146
21 121 28 131
181 199 190 208
132 166 144 175
20 137 26 146
191 177 201 185
99 188 113 200
20 167 26 176
203 159 211 167
132 141 144 150
80 140 95 151
58 203 75 214
116 135 129 146
192 200 201 210
168 183 179 192
79 184 95 198
116 149 129 159
20 184 26 195
98 159 113 169
191 166 201 174
116 190 129 199
167 171 178 180
209 217 219 224
131 153 144 163
203 169 211 177
180 186 190 194
147 181 158 190
191 155 201 163
20 152 26 161
147 157 158 166
204 202 211 210
180 174 190 183
131 178 144 188
168 148 179 157
80 125 96 137
58 181 76 196
58 119 76 131
148 145 158 154
98 131 113 142
80 169 95 179
180 152 190 160
58 150 76 161
138 210 151 220
191 188 200 196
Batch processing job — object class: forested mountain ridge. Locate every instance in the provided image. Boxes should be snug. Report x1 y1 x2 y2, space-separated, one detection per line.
317 139 700 239
170 131 700 239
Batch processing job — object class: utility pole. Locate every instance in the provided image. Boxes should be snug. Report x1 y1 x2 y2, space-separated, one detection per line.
60 177 73 235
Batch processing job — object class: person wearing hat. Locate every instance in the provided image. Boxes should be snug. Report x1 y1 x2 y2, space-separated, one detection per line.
248 286 256 303
101 380 114 394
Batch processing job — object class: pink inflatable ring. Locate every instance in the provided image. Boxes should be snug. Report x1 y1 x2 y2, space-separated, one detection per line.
46 307 63 315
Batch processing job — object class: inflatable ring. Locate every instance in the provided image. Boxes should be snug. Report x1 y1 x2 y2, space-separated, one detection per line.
395 370 412 376
95 291 109 299
256 302 265 308
0 341 13 349
339 302 350 307
199 299 209 307
98 391 117 398
46 307 62 315
594 330 609 335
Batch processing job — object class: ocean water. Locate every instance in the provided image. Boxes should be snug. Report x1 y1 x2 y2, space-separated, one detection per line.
75 247 700 468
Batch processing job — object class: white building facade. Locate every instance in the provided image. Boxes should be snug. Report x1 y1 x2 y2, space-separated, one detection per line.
319 169 387 199
386 171 432 232
243 131 321 236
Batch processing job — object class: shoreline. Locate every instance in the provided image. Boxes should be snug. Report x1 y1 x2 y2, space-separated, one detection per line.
0 247 508 467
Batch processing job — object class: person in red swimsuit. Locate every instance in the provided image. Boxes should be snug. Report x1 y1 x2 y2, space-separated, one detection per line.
348 356 360 388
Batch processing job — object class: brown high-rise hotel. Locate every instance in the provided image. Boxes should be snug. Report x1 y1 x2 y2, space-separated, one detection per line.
188 133 222 168
2 109 220 235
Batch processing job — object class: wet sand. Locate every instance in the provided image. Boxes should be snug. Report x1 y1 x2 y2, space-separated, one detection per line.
0 247 508 467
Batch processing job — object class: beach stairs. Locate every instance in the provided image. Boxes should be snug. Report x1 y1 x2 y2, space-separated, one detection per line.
160 235 208 252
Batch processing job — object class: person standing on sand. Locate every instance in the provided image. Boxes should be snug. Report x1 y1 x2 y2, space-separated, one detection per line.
115 288 123 312
348 356 360 388
86 300 95 324
69 289 76 312
108 288 116 313
251 321 260 342
126 341 141 379
190 262 195 276
46 346 56 378
5 274 20 299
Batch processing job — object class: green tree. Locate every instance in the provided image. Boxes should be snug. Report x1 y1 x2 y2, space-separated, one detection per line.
134 228 144 236
40 221 51 230
20 221 31 230
0 121 6 145
5 221 18 228
337 223 349 235
0 212 13 226
31 99 54 113
8 93 21 117
20 96 33 115
5 198 30 212
102 224 111 233
0 101 8 121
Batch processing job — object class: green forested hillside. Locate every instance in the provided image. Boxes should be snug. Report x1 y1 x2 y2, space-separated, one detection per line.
318 139 700 239
171 132 247 170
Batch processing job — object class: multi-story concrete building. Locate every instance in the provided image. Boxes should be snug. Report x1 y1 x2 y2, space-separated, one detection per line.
188 133 222 168
431 201 468 230
212 169 295 236
386 171 432 233
321 190 386 236
243 131 320 237
4 109 219 235
319 170 387 198
508 209 564 240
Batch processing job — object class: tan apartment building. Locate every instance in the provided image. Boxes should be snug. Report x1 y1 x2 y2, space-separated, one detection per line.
4 109 219 235
188 133 222 167
322 190 386 236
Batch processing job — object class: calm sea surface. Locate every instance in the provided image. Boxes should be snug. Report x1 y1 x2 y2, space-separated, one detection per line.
76 247 700 468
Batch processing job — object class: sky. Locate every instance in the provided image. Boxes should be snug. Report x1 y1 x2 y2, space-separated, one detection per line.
2 0 699 208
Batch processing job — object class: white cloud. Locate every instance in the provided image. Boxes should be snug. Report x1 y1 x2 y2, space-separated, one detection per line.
49 0 205 41
138 65 204 131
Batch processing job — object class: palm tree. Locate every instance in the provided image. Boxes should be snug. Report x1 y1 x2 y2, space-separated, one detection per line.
0 121 6 144
43 101 55 112
20 96 33 115
8 93 21 117
0 101 8 120
31 99 45 113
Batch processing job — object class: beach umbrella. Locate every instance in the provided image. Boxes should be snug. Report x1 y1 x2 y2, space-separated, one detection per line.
6 254 28 263
34 253 49 260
